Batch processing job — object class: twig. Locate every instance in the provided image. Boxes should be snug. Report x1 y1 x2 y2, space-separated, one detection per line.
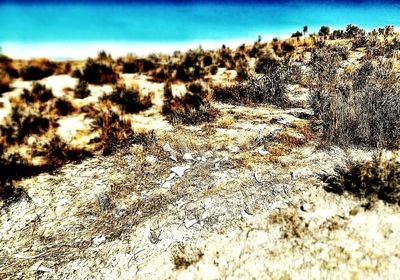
13 251 47 260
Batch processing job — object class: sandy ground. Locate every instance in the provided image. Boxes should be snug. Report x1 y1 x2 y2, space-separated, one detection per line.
1 88 399 279
1 46 400 278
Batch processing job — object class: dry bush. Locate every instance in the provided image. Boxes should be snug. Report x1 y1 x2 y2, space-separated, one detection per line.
104 84 152 114
74 80 91 99
21 82 54 103
1 104 53 144
163 81 219 125
309 58 400 148
20 58 57 81
53 98 76 116
81 58 118 85
213 57 290 107
323 151 400 205
0 71 11 95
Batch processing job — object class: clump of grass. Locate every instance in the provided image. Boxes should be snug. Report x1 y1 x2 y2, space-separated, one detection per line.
163 81 219 125
104 84 152 114
20 59 57 81
323 151 400 205
74 80 91 99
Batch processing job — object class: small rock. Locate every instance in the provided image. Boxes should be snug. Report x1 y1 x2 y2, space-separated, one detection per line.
257 146 269 155
160 180 172 190
183 153 195 161
254 172 263 183
171 166 190 177
291 169 302 180
184 218 198 228
93 235 106 246
163 142 174 153
169 152 177 162
227 145 240 153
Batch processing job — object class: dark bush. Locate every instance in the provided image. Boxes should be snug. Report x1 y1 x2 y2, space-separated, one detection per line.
54 98 76 116
210 65 218 75
105 84 152 114
291 31 303 38
74 80 91 99
20 59 56 81
21 82 54 103
3 105 51 144
81 58 118 85
323 151 400 205
318 26 331 37
0 71 11 95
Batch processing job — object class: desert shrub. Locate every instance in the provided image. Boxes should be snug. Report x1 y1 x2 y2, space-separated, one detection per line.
2 105 52 144
318 26 331 37
0 71 11 95
345 24 365 39
291 31 303 38
71 68 82 78
74 80 91 99
0 136 92 201
104 84 152 114
81 58 118 85
20 59 56 81
323 151 400 205
215 56 289 107
162 82 219 125
210 65 218 75
21 82 54 103
309 58 400 148
54 98 76 116
90 103 136 155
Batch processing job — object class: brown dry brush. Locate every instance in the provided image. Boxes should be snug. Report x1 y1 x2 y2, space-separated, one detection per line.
309 50 400 148
213 57 290 107
323 151 400 205
163 81 219 125
103 84 152 114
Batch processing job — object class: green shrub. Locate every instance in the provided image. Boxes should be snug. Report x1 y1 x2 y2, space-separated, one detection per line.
323 151 400 205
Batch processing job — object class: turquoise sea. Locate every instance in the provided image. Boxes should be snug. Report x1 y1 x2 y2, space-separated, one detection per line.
1 1 400 59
